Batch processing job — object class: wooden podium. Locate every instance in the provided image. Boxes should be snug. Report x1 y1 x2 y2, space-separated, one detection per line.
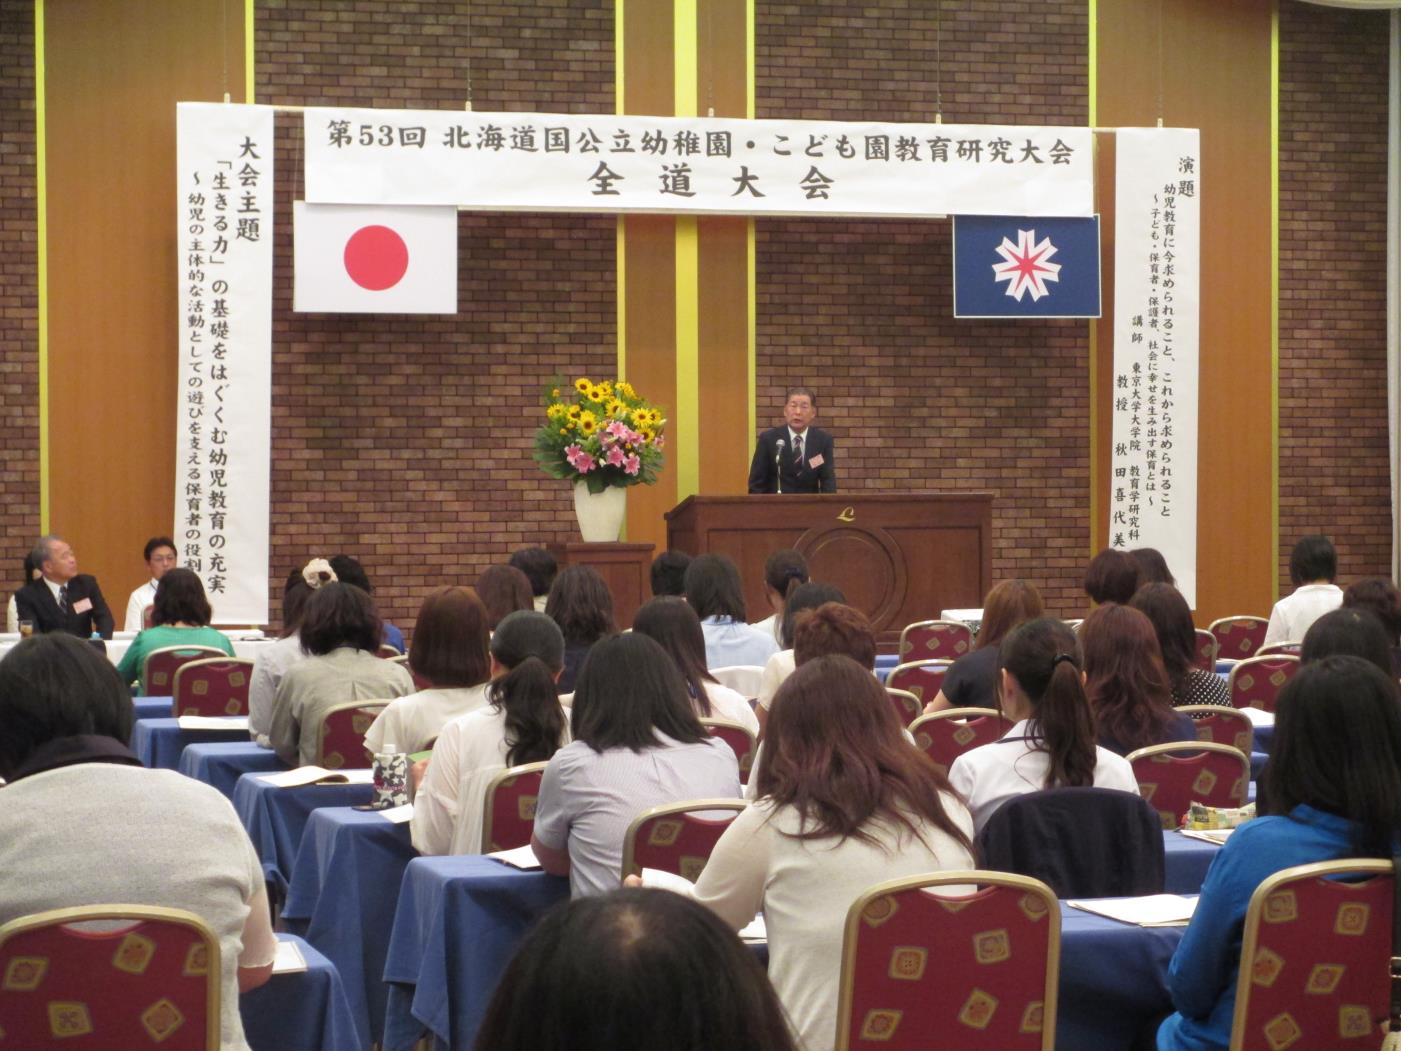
665 494 993 647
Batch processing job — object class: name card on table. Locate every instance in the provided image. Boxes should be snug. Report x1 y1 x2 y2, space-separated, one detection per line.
1067 894 1199 927
177 715 250 731
257 766 375 788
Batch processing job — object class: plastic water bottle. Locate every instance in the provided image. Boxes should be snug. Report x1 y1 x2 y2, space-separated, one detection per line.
372 741 409 808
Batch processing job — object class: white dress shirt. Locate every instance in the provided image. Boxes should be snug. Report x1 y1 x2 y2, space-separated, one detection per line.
124 579 158 632
1262 582 1343 646
700 616 780 671
363 683 491 756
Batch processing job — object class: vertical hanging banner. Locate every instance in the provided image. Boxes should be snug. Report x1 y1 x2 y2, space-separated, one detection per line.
1109 128 1202 607
175 102 274 624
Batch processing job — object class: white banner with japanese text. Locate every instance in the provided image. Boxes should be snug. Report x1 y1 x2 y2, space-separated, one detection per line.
175 102 274 624
1109 128 1201 607
303 108 1094 219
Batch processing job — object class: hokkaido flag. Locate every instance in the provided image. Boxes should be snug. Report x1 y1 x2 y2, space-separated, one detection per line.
952 214 1101 319
293 202 458 314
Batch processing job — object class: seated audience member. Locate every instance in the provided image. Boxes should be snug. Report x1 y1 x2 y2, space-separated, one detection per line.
1299 606 1395 676
268 582 414 766
476 564 535 630
5 552 40 632
1083 547 1140 607
0 635 277 1049
14 534 115 639
631 596 759 734
1341 576 1401 673
412 611 570 855
1131 583 1231 707
329 554 405 652
754 581 847 721
1262 534 1342 646
684 553 779 670
545 564 618 694
927 579 1044 713
364 586 493 755
1157 656 1401 1051
948 617 1139 833
1081 603 1196 755
123 535 178 632
249 564 320 747
473 889 797 1051
751 549 808 646
115 568 235 695
649 549 692 598
688 656 974 1051
531 633 740 897
1129 546 1175 587
510 546 558 613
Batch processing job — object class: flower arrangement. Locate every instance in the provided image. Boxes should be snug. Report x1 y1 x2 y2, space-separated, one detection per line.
533 377 667 493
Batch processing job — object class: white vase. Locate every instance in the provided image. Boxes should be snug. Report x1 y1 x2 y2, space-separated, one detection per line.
572 481 627 542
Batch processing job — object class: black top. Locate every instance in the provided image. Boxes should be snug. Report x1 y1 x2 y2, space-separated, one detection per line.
747 426 837 494
1098 710 1198 758
940 646 1001 709
558 640 596 695
14 574 115 639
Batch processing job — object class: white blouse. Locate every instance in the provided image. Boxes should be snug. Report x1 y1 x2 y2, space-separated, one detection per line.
363 683 491 756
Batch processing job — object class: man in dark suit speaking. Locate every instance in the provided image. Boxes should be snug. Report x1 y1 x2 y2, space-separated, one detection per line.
747 387 837 494
14 535 115 639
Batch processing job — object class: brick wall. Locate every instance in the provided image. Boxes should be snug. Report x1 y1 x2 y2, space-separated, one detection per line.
258 0 615 633
1277 3 1391 592
0 0 39 577
755 0 1092 615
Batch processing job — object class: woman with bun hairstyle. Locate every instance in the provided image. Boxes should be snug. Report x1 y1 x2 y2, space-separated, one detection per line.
750 549 809 646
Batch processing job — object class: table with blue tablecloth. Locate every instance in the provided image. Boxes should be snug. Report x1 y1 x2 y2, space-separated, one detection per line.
132 695 172 720
241 934 366 1051
282 806 418 1051
379 857 1188 1051
130 716 254 770
179 741 287 799
232 772 376 896
1162 831 1221 894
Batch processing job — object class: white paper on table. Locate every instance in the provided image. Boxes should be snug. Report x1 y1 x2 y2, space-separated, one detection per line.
1067 895 1199 927
257 766 375 788
1178 828 1234 846
377 803 414 824
272 939 308 974
1238 707 1275 727
486 844 542 869
737 914 767 942
177 715 250 730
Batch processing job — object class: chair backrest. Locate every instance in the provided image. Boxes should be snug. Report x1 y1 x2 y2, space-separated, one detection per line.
898 620 974 662
885 659 954 705
621 799 747 881
0 904 221 1049
1229 859 1392 1051
886 688 923 727
480 761 549 852
1208 616 1270 661
835 871 1059 1051
909 708 1012 777
709 664 764 699
387 653 410 666
1255 642 1302 658
141 645 228 696
975 786 1166 898
313 700 389 769
377 643 402 659
171 658 255 717
699 718 758 784
1227 654 1301 712
1193 629 1219 672
1178 704 1256 754
1126 742 1252 829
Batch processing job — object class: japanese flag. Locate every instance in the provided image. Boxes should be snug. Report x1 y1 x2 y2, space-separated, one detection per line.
293 202 458 313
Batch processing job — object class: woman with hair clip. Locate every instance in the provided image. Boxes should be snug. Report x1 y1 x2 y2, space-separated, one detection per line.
1079 603 1195 756
1158 656 1401 1051
631 596 760 734
411 610 572 856
750 549 809 646
948 617 1139 834
926 579 1044 713
683 655 974 1051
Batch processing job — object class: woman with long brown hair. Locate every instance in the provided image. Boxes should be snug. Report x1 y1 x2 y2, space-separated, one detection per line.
631 596 759 734
1079 603 1195 756
925 578 1043 712
690 655 974 1051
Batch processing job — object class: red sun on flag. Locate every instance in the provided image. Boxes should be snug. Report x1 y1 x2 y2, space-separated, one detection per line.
343 225 410 291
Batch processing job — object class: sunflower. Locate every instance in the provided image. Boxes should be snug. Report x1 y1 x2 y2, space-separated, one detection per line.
580 416 598 435
596 380 614 398
606 398 627 418
574 377 592 394
566 404 582 420
616 381 637 400
639 428 656 444
546 403 567 422
586 384 608 403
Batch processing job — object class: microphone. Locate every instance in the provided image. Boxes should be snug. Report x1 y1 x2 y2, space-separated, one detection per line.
774 439 786 495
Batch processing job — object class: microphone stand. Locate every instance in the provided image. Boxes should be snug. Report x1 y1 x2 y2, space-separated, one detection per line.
774 439 786 495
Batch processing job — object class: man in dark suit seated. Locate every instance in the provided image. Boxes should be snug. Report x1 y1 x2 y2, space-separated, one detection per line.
14 535 115 639
747 386 837 494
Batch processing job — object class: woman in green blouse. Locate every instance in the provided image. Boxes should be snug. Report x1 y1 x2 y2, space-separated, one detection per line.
116 568 234 695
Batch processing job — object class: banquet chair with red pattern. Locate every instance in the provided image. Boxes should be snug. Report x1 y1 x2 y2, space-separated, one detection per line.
479 761 548 852
908 708 1013 777
835 871 1059 1051
377 643 402 659
1177 704 1255 754
312 700 388 769
142 645 228 697
1193 629 1219 672
0 904 220 1049
621 799 747 882
886 688 923 727
1228 859 1392 1051
171 658 255 718
898 620 974 663
885 660 954 706
1208 616 1269 661
700 718 757 784
1255 642 1302 658
1227 655 1301 713
1126 742 1252 830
